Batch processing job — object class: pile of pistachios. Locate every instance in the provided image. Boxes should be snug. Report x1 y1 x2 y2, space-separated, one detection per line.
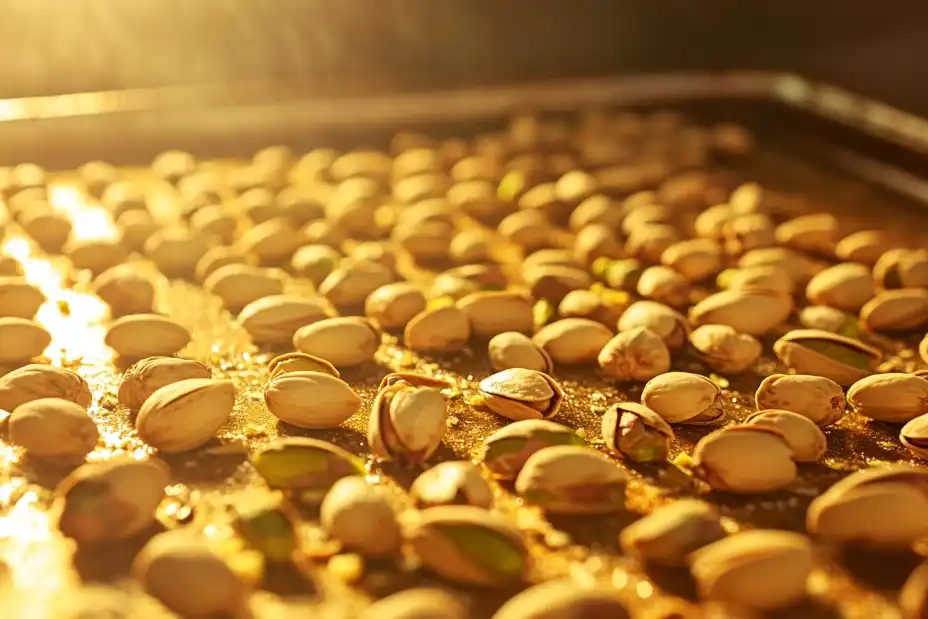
2 107 928 618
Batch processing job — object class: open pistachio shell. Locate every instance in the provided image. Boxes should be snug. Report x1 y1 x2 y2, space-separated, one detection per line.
692 426 797 493
773 329 881 387
847 373 928 423
478 369 564 421
901 415 928 459
234 503 299 563
602 402 674 463
268 352 339 380
379 372 452 390
406 506 530 587
479 419 584 480
515 445 627 514
369 382 447 463
620 500 726 566
491 580 631 619
410 461 494 509
251 437 364 498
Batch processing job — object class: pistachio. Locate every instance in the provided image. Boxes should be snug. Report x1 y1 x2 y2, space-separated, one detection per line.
0 317 51 362
393 219 456 263
238 294 331 345
64 238 129 275
118 356 211 410
690 530 812 611
0 255 23 276
524 249 581 272
833 230 892 265
688 324 762 374
689 288 793 336
524 264 591 304
729 183 783 215
901 415 928 459
361 588 468 619
636 265 691 307
92 264 156 316
717 264 795 295
598 327 671 382
492 581 631 619
480 419 583 480
922 333 928 365
292 316 379 367
602 402 674 463
804 262 874 313
136 378 235 452
798 305 859 337
321 476 402 556
626 224 680 263
0 277 45 318
152 149 196 184
233 502 298 563
450 229 493 263
319 260 393 309
291 244 341 285
404 306 471 353
351 241 398 273
620 500 726 566
369 376 448 463
721 213 776 254
617 300 689 350
0 364 92 412
252 437 364 497
806 464 928 547
557 288 629 329
55 456 169 545
330 149 390 183
457 291 534 337
641 372 723 425
874 248 928 289
847 373 928 423
265 371 360 429
406 506 530 587
573 223 626 265
775 213 839 254
773 329 881 386
621 204 671 236
115 210 157 253
755 374 846 427
900 560 928 619
238 217 303 265
488 332 553 373
744 409 827 462
570 194 622 232
531 318 611 365
268 352 339 380
860 288 928 332
447 180 510 223
105 314 191 359
738 247 823 286
133 530 249 618
660 238 723 282
144 230 209 278
591 258 643 293
692 426 797 493
515 445 627 514
695 204 736 240
411 461 494 509
238 187 282 223
9 398 98 461
79 160 117 197
302 219 345 248
498 209 552 251
190 206 238 246
478 368 564 421
203 264 284 311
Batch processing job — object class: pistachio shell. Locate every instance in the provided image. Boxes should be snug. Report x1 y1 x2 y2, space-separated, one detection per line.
411 461 493 509
692 426 797 493
369 382 447 463
515 445 627 514
136 378 235 453
688 324 762 374
617 301 688 349
92 264 156 316
9 398 99 461
745 409 827 462
641 372 723 425
601 402 674 463
738 247 823 286
717 265 794 295
0 363 92 413
532 318 612 365
900 560 928 619
118 356 212 410
805 262 875 312
755 374 846 427
660 238 723 282
457 291 534 337
901 415 928 459
835 230 894 265
252 437 364 494
361 589 468 619
689 288 793 336
478 368 564 421
290 244 341 284
921 333 928 366
479 419 584 479
775 213 838 254
233 502 298 563
860 288 928 332
619 500 726 566
265 370 360 429
488 332 553 373
636 265 691 307
365 282 427 330
598 327 671 382
0 317 52 362
773 329 880 386
0 277 46 318
404 306 471 353
203 264 283 311
238 294 331 345
267 352 339 380
847 373 928 423
321 476 401 556
145 230 209 278
798 305 859 337
491 581 631 619
319 261 393 308
292 317 379 367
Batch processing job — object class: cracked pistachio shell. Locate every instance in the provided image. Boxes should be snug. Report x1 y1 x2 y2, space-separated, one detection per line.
641 372 723 425
755 374 846 427
636 265 691 308
369 381 447 463
319 260 393 308
404 306 472 353
798 305 859 337
252 437 364 498
693 426 797 493
378 372 452 390
479 419 584 480
365 282 427 330
688 324 762 374
54 456 169 545
479 368 564 422
717 264 795 295
265 370 360 429
118 356 212 410
602 402 674 463
491 580 631 619
136 378 235 453
0 363 92 413
900 560 928 619
598 327 671 382
620 500 726 566
847 373 928 423
411 461 493 509
617 301 688 350
457 290 534 337
321 476 401 557
805 262 875 312
660 238 723 282
773 329 881 387
532 318 612 365
745 409 827 462
806 464 928 547
738 247 823 286
267 352 339 380
775 213 839 254
0 317 52 363
293 316 379 367
488 331 553 373
901 415 928 459
860 288 928 332
689 288 793 336
233 502 299 563
361 589 468 619
690 530 812 611
835 230 894 266
407 506 530 587
515 445 627 514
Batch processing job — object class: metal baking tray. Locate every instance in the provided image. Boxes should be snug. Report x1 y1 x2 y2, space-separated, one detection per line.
1 72 928 619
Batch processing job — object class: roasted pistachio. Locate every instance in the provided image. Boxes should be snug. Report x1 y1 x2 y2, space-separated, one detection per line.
450 228 493 264
524 264 591 304
690 530 812 611
364 282 427 331
238 294 332 345
847 373 928 423
721 213 776 255
203 264 284 311
361 589 468 619
755 374 846 427
233 501 299 563
688 324 762 374
835 230 894 265
457 291 534 337
532 318 612 365
773 329 881 386
593 257 644 293
498 209 552 251
598 327 671 382
874 248 928 289
619 500 726 566
798 305 859 337
411 461 493 509
252 437 364 499
118 356 212 410
693 426 797 493
717 264 795 295
738 247 823 286
265 371 361 429
636 265 691 308
805 262 875 312
491 580 631 619
641 372 723 425
0 363 92 413
406 506 530 587
291 244 341 285
573 223 626 265
319 260 393 309
9 398 98 462
775 213 839 254
660 238 723 282
321 476 401 557
689 288 793 336
602 402 674 463
695 204 736 240
479 419 584 480
922 333 928 366
626 224 679 263
569 194 622 232
617 301 688 350
268 352 339 380
478 368 564 421
292 316 379 368
558 287 629 329
515 445 627 514
369 376 448 463
745 409 827 462
859 288 928 332
488 331 553 373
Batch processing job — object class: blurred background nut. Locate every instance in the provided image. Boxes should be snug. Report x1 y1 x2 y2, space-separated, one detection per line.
900 560 928 619
457 291 534 338
573 224 625 265
479 419 583 480
721 213 776 255
636 265 691 308
598 327 671 382
692 426 797 493
21 210 72 253
617 301 688 350
491 580 631 619
488 332 553 373
293 317 379 367
689 288 793 336
660 238 723 282
835 230 895 266
525 265 591 305
498 210 552 251
189 206 238 246
360 588 468 619
601 402 674 463
65 238 129 275
859 288 928 332
745 409 827 462
755 374 846 427
775 213 839 254
625 224 680 263
410 461 493 509
0 277 45 319
695 203 736 240
104 314 191 359
921 333 928 365
0 318 51 363
238 217 304 266
319 261 393 309
773 329 880 387
450 229 494 264
365 282 427 330
569 194 622 232
717 264 795 295
619 500 726 566
557 288 629 329
145 229 209 279
478 368 563 422
798 305 859 337
118 356 211 410
9 398 99 462
92 264 156 316
290 244 342 285
265 371 361 429
238 294 331 345
738 247 823 286
515 445 627 514
351 241 399 273
641 372 723 425
404 306 471 353
203 264 284 311
874 248 928 289
688 324 762 374
532 318 612 365
847 373 928 423
251 437 364 497
321 476 401 557
805 262 875 312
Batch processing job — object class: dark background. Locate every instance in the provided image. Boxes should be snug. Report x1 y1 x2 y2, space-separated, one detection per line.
1 1 927 113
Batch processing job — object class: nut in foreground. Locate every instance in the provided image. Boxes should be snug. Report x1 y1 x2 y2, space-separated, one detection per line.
602 402 674 463
847 373 928 423
265 371 361 429
745 409 827 462
320 476 401 557
118 356 211 410
233 501 299 563
406 505 530 587
755 373 846 427
136 378 235 453
688 324 762 374
641 372 724 425
488 331 553 373
692 426 797 493
900 560 928 619
479 419 584 480
0 363 92 413
515 445 627 514
478 368 564 422
598 327 671 382
773 328 881 386
369 373 449 463
491 580 631 619
9 398 98 462
619 499 726 566
104 314 191 359
410 461 494 509
252 437 365 500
